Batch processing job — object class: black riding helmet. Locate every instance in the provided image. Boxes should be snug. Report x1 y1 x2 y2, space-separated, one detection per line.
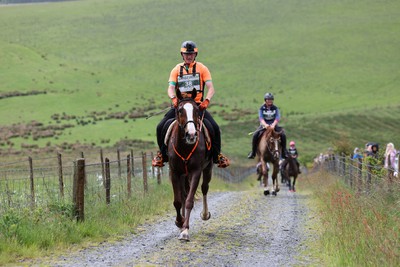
264 92 274 101
180 41 198 56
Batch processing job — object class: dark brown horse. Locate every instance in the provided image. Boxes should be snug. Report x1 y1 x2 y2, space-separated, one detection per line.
257 127 281 196
168 89 213 241
283 154 299 192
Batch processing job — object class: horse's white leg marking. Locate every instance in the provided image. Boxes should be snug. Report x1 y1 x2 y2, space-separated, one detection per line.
178 228 190 241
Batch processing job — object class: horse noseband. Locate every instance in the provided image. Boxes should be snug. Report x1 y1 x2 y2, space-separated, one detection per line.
181 120 196 129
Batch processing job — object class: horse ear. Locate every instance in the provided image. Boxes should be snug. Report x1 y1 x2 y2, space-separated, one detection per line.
191 88 197 100
176 89 182 100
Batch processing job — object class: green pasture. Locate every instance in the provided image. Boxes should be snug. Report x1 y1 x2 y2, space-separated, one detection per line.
0 0 399 164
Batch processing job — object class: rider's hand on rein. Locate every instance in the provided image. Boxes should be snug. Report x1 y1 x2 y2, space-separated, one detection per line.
171 97 178 108
199 99 210 111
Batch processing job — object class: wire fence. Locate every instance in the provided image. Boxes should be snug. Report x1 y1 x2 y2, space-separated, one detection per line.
315 153 400 194
0 149 254 216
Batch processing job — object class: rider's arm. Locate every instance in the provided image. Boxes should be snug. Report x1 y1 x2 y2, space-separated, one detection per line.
258 109 268 128
167 84 176 99
270 107 280 128
168 66 179 99
204 80 215 101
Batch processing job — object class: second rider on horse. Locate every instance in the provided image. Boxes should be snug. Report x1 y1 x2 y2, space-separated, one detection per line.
248 92 288 159
152 40 229 168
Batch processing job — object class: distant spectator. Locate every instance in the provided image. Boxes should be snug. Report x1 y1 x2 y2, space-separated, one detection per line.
366 142 379 159
352 147 363 160
384 143 397 170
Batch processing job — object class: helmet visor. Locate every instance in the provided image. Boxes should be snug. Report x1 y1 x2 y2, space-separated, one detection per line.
181 47 198 54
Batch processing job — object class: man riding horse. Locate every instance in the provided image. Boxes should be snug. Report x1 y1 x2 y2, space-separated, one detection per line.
152 40 229 168
248 92 288 159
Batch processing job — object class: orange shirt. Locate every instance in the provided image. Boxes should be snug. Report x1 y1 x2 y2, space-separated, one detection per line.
169 61 212 103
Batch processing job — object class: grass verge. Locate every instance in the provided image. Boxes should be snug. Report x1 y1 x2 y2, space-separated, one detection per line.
300 171 399 266
0 174 241 265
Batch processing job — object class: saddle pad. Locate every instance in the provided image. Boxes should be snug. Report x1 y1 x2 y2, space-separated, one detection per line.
164 120 177 145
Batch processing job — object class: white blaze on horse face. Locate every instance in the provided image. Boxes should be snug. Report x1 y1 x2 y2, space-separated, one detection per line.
183 103 196 135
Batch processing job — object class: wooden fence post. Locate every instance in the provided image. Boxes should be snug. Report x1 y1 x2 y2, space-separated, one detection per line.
105 158 111 205
28 156 35 208
131 149 135 177
117 149 121 179
74 158 85 222
100 149 105 187
142 152 148 193
157 166 161 185
357 158 363 193
73 160 77 203
127 154 132 198
366 165 372 192
57 152 64 198
151 152 155 178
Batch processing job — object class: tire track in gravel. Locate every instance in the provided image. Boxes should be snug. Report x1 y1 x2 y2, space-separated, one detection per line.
45 186 320 267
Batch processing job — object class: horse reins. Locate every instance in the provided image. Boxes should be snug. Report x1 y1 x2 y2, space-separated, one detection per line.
172 105 205 176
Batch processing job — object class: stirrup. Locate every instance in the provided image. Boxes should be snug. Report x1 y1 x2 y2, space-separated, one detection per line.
217 154 230 168
152 152 164 167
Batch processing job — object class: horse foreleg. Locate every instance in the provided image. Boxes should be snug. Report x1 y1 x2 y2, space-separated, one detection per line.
261 161 268 187
292 175 297 192
262 164 270 195
171 174 184 229
179 171 201 241
272 167 280 195
200 166 212 221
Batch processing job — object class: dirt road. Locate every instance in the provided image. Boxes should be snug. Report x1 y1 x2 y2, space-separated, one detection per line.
43 185 321 267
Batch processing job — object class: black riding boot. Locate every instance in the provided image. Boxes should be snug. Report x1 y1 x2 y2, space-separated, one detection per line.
281 132 288 158
161 144 169 163
248 133 258 159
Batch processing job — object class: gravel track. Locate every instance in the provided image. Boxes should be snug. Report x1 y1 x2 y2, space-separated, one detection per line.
36 184 320 267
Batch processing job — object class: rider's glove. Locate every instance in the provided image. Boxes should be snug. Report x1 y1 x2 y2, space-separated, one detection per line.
171 96 178 108
199 99 210 111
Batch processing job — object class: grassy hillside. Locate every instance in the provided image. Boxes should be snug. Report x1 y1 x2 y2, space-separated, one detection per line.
0 0 399 164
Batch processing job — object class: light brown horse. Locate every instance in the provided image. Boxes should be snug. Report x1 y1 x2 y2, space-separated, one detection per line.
168 89 213 241
257 127 281 196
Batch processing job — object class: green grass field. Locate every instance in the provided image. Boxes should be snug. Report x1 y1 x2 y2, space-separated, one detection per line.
1 0 399 164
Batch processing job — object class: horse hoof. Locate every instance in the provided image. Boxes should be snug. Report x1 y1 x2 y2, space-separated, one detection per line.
272 191 277 196
178 229 190 241
201 211 211 221
264 190 270 196
175 219 184 228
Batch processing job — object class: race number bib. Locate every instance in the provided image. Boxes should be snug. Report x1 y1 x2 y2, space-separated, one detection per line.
177 73 201 93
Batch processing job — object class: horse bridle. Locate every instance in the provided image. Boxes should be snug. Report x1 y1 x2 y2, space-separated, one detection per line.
173 99 204 175
267 135 280 159
177 100 200 131
180 120 197 131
